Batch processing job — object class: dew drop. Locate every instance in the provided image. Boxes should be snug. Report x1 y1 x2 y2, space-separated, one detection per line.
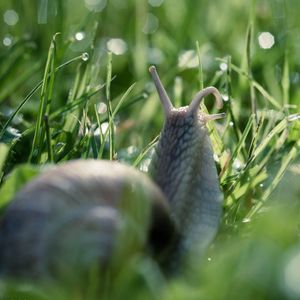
75 32 85 41
81 52 89 61
219 62 228 71
222 94 229 101
229 121 234 126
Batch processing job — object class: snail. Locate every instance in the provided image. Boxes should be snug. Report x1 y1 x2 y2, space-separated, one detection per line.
0 66 224 281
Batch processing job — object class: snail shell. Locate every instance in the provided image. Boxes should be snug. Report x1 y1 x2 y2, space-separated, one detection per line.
0 160 175 278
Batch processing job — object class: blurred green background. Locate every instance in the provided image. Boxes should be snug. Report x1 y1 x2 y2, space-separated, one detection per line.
0 0 300 299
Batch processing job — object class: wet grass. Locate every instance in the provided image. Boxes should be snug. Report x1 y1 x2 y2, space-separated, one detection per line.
0 0 300 299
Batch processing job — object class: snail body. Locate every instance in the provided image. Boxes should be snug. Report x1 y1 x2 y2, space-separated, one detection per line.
0 66 224 280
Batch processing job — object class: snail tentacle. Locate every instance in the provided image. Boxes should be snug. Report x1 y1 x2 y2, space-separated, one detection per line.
149 66 173 117
189 86 223 114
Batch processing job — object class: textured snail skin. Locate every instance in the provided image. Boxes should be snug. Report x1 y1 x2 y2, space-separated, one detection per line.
149 108 223 255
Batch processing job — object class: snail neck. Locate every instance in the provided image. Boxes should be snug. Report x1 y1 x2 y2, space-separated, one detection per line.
149 109 222 255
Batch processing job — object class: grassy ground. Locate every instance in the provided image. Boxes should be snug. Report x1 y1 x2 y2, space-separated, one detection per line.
0 0 300 299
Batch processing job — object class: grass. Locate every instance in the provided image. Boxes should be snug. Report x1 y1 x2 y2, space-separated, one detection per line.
0 0 300 299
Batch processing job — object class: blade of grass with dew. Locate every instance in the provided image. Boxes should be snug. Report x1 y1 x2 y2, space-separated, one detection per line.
226 168 268 208
63 62 89 134
247 139 300 219
226 114 299 215
247 111 266 159
29 33 59 163
61 22 99 155
221 114 254 183
249 117 288 164
98 83 136 159
0 53 83 139
217 58 282 110
246 23 258 135
224 56 243 145
13 81 107 148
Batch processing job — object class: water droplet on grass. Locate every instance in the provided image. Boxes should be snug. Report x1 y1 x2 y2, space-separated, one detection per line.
75 32 85 41
219 62 228 71
222 94 229 101
81 52 89 61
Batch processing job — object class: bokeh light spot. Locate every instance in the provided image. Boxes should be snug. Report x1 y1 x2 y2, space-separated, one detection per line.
85 0 107 12
3 10 19 26
107 38 127 55
258 32 275 49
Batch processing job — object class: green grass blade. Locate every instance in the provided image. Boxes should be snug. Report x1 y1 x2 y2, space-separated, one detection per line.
217 58 282 110
133 135 159 168
247 139 300 219
221 114 254 182
106 51 115 160
29 33 59 162
196 40 204 90
112 83 136 118
0 54 83 140
0 143 9 181
249 118 288 163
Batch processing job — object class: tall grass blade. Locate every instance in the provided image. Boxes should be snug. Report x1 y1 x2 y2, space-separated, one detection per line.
29 33 58 163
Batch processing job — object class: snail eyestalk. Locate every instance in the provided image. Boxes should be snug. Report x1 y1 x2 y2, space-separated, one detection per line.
149 66 173 117
203 112 226 122
189 86 223 114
